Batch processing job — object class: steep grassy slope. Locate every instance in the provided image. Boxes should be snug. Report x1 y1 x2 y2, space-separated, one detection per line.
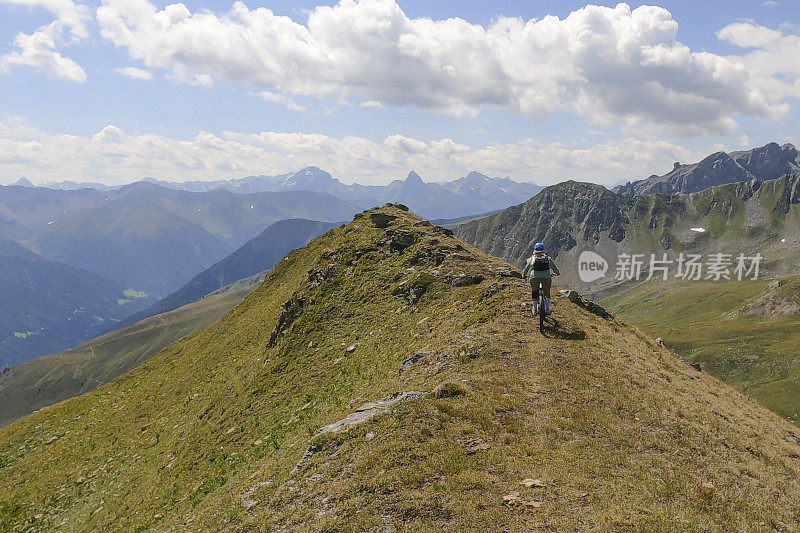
0 283 256 427
1 206 799 531
603 276 800 424
456 176 800 296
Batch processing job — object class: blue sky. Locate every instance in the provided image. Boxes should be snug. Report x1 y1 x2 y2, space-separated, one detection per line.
1 0 800 185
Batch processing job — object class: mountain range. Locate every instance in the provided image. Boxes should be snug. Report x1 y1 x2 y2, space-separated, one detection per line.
35 167 543 220
1 205 798 530
0 182 361 295
0 182 360 366
456 174 800 296
0 167 541 366
618 142 800 195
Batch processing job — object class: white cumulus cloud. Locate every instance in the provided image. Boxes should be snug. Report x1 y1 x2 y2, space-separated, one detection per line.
257 91 307 112
95 0 780 135
0 0 90 81
115 66 153 80
718 22 800 103
0 117 702 186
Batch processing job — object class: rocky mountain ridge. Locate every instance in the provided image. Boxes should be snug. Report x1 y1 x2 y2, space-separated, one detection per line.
618 142 800 195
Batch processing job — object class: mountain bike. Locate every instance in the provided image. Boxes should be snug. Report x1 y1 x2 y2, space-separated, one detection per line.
532 274 558 333
532 281 545 332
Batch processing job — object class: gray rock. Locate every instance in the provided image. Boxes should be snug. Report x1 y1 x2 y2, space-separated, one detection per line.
242 499 258 510
409 286 426 305
290 443 321 476
481 283 506 298
433 226 454 237
450 273 485 287
765 280 781 291
496 267 522 279
370 212 397 228
670 351 702 372
266 294 306 348
559 289 612 319
316 391 424 436
307 264 337 287
383 229 416 252
399 349 432 375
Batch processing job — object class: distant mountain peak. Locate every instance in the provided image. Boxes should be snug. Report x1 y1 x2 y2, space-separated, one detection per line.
463 171 491 182
288 167 336 185
405 171 424 184
12 178 34 188
298 166 329 176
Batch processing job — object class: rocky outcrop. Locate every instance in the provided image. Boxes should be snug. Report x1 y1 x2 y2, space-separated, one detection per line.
559 289 611 319
265 294 306 348
314 391 425 437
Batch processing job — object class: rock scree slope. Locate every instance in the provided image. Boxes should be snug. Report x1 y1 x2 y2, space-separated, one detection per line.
0 205 799 531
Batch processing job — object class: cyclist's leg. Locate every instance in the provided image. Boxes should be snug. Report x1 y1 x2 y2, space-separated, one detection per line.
542 278 552 313
529 278 537 314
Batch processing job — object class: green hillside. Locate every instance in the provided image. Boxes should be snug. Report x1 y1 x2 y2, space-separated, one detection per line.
1 206 799 531
603 276 800 424
0 283 257 427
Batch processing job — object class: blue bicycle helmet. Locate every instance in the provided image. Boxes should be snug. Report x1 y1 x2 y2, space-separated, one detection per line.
534 242 545 251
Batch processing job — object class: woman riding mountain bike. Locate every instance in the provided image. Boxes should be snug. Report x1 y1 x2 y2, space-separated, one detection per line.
522 242 560 317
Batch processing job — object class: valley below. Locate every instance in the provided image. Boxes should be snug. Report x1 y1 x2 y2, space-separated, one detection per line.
603 276 800 424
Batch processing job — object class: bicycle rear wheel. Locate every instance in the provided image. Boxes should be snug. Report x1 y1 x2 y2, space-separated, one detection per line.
538 283 545 333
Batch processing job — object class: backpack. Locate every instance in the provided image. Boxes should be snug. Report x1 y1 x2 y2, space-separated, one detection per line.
532 252 549 272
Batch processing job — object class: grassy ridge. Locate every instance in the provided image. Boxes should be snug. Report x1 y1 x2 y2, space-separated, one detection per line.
603 276 800 424
0 206 798 531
